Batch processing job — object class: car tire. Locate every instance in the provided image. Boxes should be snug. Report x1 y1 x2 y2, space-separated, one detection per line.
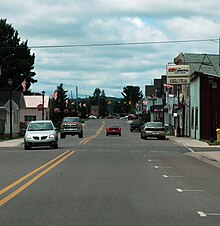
60 133 66 139
78 131 83 138
119 133 121 136
106 133 108 136
24 144 30 150
53 143 58 149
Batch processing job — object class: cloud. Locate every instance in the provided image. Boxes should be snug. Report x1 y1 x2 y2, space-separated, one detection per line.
1 0 220 97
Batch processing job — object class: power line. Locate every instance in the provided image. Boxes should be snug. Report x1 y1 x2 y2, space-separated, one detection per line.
29 38 218 49
0 38 218 49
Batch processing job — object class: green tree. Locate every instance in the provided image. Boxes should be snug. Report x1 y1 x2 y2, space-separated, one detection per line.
99 90 107 117
90 88 101 105
89 88 108 117
0 19 37 93
50 83 68 126
121 86 143 113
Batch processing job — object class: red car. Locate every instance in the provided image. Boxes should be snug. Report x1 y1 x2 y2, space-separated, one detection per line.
106 124 121 136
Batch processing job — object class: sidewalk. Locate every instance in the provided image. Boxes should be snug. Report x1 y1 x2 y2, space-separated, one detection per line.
0 138 24 147
168 135 220 167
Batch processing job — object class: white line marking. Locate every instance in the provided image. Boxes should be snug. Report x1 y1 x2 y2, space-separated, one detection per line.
208 213 220 216
154 166 173 169
197 211 207 217
197 211 220 217
176 188 205 193
163 175 185 178
148 159 163 162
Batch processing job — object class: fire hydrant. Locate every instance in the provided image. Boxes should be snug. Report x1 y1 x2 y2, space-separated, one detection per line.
216 129 220 142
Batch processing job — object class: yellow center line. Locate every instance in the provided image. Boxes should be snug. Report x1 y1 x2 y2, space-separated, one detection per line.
0 150 71 195
0 151 75 207
80 123 105 144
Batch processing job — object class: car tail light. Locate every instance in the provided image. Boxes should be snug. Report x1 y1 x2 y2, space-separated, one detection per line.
158 128 165 131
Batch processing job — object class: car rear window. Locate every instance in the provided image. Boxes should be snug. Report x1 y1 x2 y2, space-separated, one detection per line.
147 122 163 127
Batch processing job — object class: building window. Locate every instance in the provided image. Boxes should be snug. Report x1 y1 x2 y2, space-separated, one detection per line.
25 115 36 122
191 107 194 129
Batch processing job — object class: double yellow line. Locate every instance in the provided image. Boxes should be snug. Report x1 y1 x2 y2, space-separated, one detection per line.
80 123 105 144
0 150 75 207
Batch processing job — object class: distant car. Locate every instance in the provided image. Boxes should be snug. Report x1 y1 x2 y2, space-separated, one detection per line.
130 121 143 132
127 114 136 120
106 124 121 136
89 115 97 119
140 122 166 140
107 115 115 119
24 120 59 150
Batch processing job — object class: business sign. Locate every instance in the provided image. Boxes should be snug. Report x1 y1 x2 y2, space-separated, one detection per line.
166 65 190 85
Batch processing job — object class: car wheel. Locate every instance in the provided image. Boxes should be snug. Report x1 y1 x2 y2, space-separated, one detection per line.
24 144 30 150
119 133 121 136
106 133 108 136
60 133 66 139
53 143 58 149
78 131 83 138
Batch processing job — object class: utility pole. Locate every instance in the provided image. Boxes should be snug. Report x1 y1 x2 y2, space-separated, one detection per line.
76 85 78 111
42 90 45 120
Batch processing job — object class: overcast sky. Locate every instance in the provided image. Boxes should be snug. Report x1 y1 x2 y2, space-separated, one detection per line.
1 0 220 98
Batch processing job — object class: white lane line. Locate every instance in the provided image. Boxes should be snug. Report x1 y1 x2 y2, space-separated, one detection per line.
148 159 163 162
197 211 207 217
197 211 220 217
163 175 185 178
154 165 173 169
176 188 205 193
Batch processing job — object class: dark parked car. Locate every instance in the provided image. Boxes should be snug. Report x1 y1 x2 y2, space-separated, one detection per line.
130 121 143 132
140 122 166 140
106 124 121 136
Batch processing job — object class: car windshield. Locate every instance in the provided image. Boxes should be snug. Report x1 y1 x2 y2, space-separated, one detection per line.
63 118 80 123
28 122 54 131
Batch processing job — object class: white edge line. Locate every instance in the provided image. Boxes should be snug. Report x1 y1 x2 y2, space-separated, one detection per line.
197 211 207 217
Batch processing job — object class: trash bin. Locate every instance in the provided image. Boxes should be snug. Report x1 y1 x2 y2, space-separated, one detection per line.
216 129 220 142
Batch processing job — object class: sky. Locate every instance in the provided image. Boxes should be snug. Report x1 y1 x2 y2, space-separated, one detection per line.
1 0 220 98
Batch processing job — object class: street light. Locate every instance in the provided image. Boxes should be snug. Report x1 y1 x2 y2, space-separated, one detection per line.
8 78 13 139
209 76 214 143
42 90 45 120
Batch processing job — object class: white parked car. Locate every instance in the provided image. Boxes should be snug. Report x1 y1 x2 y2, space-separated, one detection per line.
89 115 97 119
24 120 59 150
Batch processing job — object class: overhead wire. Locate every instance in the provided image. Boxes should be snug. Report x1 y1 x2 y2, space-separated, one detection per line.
0 38 218 49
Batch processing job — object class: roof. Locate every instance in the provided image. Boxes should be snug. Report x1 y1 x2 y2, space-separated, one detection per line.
0 91 25 107
174 53 220 77
24 95 50 108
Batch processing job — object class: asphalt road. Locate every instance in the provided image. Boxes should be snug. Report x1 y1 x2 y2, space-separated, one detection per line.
1 119 220 225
